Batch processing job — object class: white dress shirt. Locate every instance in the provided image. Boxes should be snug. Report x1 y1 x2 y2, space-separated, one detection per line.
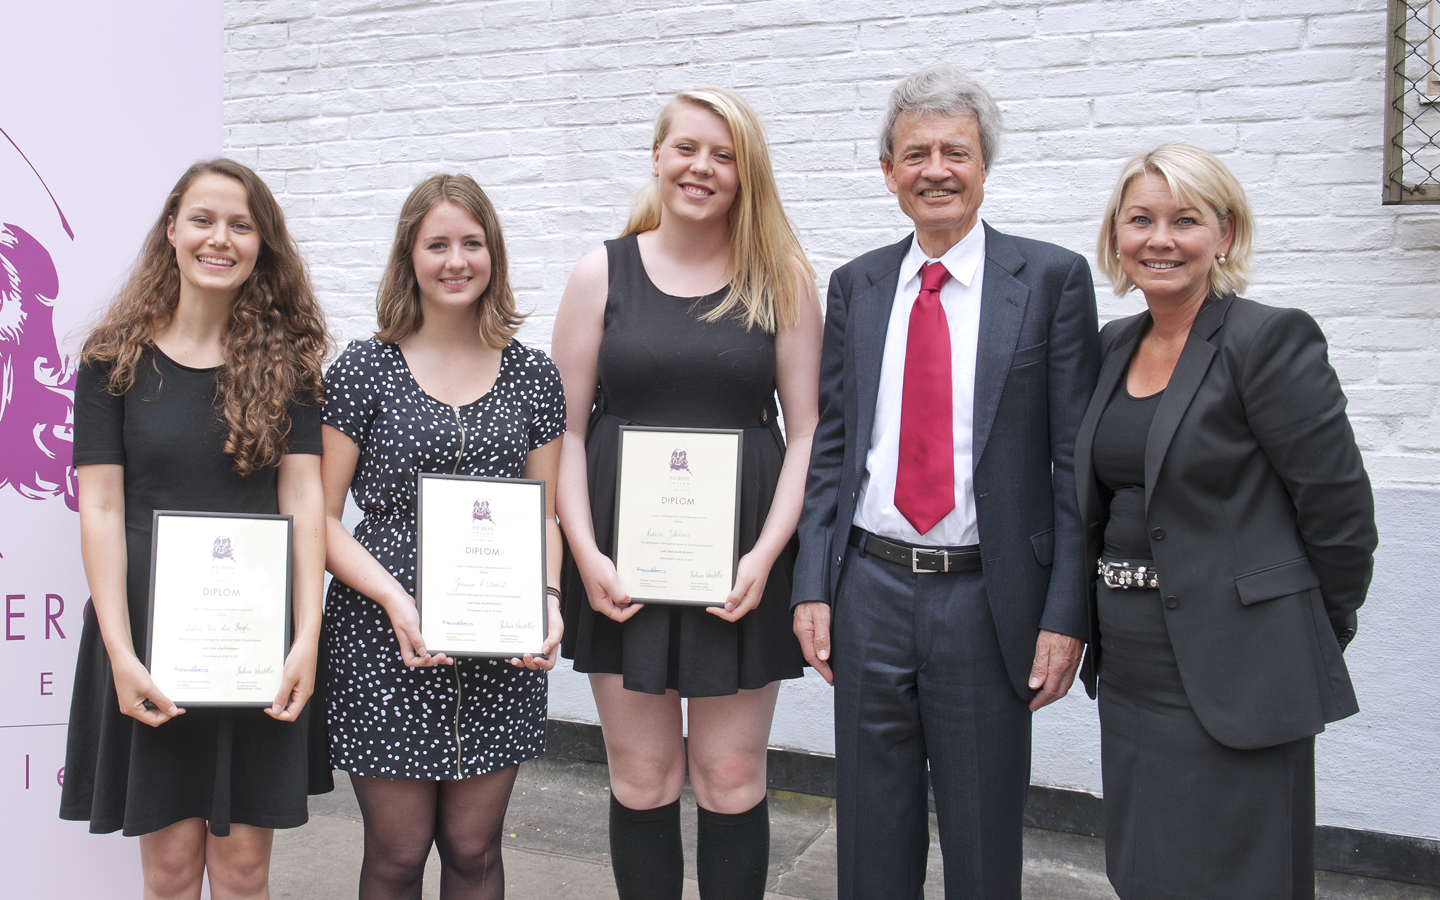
853 222 986 546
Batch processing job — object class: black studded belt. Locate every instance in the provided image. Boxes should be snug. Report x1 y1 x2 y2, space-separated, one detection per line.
1098 558 1160 589
850 527 982 574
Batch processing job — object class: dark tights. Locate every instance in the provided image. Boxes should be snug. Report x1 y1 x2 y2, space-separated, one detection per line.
350 767 519 900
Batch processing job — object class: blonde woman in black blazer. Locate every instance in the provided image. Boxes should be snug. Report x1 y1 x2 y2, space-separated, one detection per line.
1075 143 1376 900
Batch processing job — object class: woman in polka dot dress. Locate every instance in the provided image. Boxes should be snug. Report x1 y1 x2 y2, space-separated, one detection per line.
320 174 565 899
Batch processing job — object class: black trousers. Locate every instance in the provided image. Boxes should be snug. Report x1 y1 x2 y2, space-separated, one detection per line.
832 546 1031 900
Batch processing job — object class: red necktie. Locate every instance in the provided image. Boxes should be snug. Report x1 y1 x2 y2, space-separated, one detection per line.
894 261 954 535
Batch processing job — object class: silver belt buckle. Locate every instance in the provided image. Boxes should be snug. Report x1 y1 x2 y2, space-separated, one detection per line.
912 549 949 574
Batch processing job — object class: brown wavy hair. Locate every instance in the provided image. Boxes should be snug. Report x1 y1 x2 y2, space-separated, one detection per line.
375 174 523 348
82 158 329 477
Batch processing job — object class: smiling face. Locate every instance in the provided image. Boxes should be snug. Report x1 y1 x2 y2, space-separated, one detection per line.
652 103 740 227
882 111 987 258
166 173 261 304
1115 172 1234 309
410 200 492 317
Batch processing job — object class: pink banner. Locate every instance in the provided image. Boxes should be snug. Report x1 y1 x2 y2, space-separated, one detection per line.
0 1 222 891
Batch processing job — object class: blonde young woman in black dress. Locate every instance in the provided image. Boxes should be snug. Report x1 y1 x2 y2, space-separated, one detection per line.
553 89 822 900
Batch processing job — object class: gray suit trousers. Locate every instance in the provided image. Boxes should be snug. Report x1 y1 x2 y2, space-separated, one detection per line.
833 545 1031 900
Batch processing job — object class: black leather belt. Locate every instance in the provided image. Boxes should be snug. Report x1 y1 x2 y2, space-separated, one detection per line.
849 527 982 574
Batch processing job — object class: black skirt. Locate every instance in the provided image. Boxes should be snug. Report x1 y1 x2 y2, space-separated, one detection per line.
1097 580 1315 900
60 605 318 836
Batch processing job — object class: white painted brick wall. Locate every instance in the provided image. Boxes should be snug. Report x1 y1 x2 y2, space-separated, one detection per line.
222 0 1440 489
223 0 1440 840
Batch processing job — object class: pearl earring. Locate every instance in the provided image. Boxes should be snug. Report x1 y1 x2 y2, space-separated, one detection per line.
1115 252 1120 259
1218 254 1227 264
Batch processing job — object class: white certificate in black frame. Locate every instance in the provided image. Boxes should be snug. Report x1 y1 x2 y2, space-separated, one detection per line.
416 473 548 658
146 511 293 707
613 426 743 606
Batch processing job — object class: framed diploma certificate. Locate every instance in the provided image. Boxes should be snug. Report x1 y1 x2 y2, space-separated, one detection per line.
416 473 548 658
146 511 293 707
614 427 743 606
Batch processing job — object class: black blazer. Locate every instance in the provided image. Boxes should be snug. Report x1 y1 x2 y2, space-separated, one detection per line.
794 226 1100 700
1076 293 1377 750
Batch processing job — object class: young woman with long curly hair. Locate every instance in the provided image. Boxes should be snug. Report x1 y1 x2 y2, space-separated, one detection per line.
60 158 330 900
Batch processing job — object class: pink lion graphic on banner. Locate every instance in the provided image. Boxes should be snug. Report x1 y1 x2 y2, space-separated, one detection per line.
0 220 77 511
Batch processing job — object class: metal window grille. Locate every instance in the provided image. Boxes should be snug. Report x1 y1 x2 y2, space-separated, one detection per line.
1386 0 1440 203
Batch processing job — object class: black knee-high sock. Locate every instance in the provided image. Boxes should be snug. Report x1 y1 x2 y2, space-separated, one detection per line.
610 795 684 900
696 797 770 900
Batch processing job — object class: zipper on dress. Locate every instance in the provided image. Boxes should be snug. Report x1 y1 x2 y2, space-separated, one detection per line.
453 661 465 779
451 403 466 777
451 405 466 475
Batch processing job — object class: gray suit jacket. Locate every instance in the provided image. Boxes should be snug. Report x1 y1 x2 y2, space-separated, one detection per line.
793 225 1100 700
1075 293 1377 749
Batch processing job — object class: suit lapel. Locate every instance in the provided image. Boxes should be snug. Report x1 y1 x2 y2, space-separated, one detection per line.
851 237 910 478
972 225 1029 467
1075 316 1145 521
1143 294 1234 509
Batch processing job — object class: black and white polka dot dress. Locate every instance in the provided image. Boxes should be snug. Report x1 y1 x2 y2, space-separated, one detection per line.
321 338 565 780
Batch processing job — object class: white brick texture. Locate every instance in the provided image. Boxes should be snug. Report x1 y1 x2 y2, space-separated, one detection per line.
224 0 1440 840
223 0 1439 490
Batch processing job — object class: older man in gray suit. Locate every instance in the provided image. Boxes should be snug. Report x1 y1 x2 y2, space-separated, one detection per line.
792 67 1100 899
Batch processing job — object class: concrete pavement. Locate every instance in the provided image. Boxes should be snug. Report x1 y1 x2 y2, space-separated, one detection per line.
270 756 1440 899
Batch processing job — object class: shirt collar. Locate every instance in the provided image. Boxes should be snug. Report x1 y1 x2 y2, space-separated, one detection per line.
900 220 987 289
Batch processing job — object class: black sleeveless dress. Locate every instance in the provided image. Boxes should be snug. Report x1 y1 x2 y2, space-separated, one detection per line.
559 234 805 697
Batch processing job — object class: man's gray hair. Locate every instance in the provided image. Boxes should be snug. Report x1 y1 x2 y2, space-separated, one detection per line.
878 65 1003 167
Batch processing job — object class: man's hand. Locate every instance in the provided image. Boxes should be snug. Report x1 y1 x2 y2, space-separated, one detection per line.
1028 629 1083 711
793 601 834 685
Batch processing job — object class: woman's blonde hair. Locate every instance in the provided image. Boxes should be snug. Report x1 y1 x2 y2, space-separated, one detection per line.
1097 142 1255 298
623 88 814 334
82 159 329 477
375 174 522 349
